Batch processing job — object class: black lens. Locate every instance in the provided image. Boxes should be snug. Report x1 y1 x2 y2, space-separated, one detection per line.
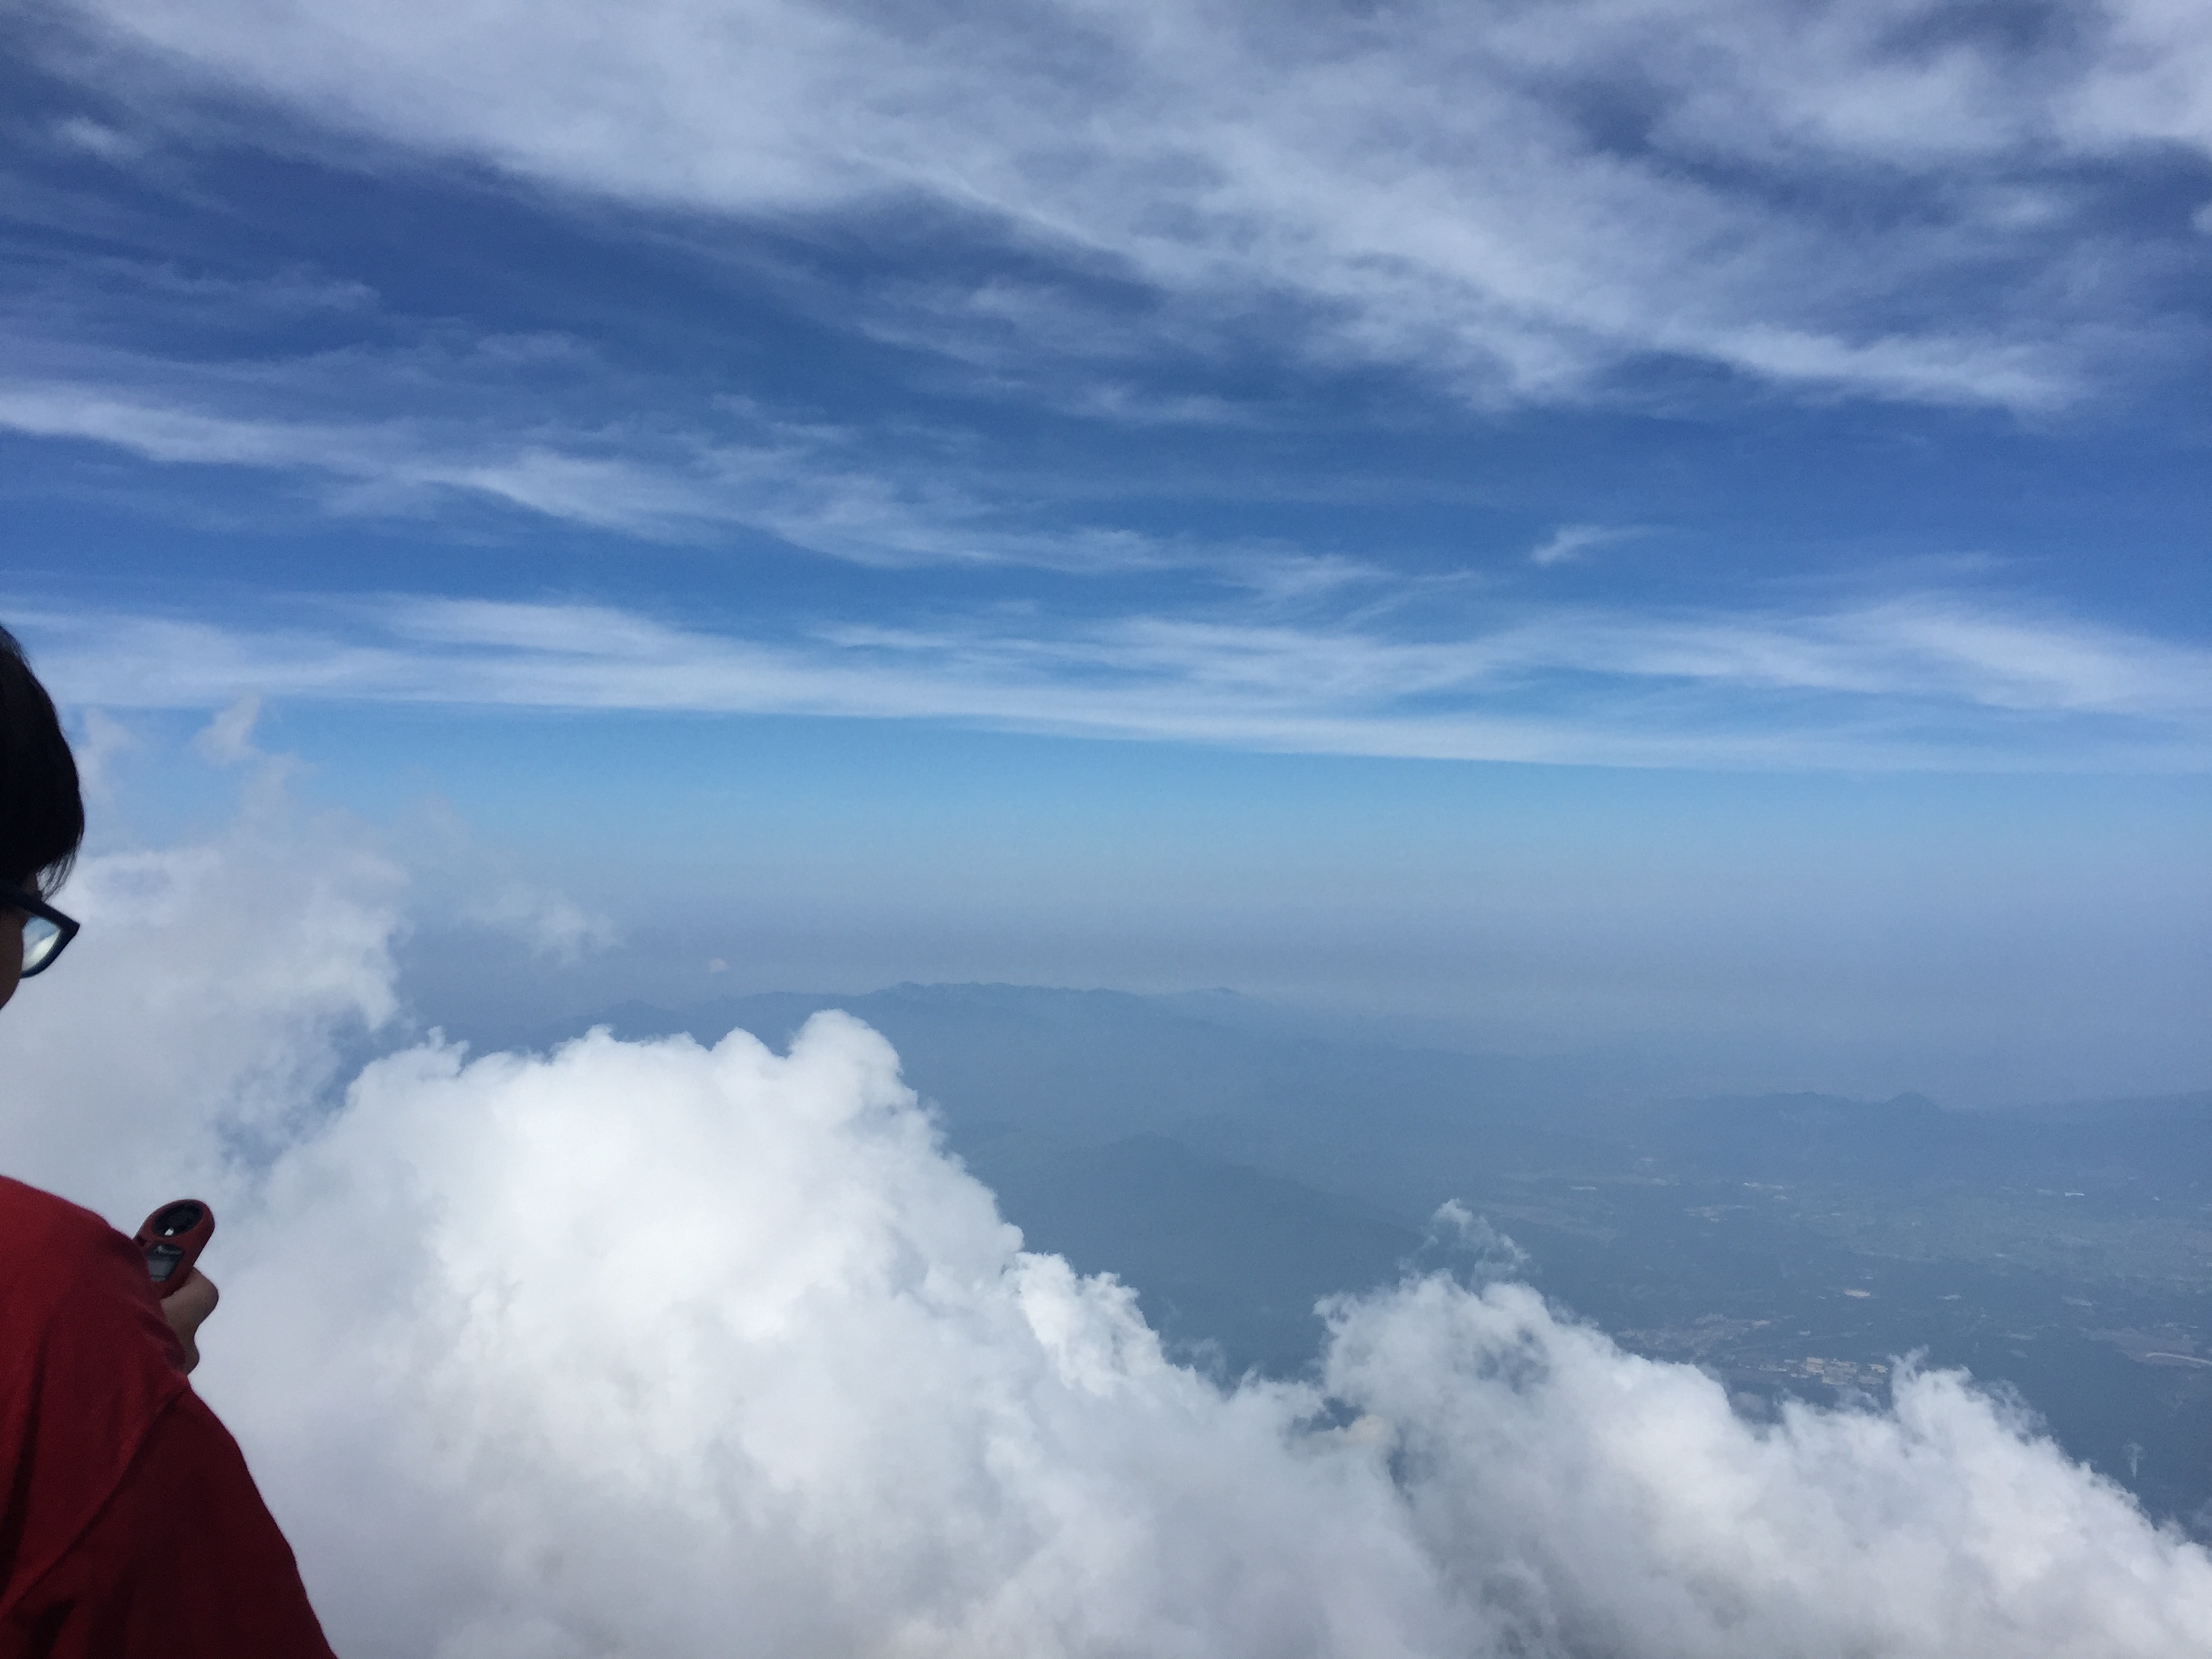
153 1202 204 1237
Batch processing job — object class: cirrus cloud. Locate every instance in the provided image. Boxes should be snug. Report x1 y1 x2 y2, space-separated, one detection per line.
47 0 2212 410
18 587 2212 770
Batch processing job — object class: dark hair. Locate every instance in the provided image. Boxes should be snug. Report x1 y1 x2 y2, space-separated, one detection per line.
0 626 85 895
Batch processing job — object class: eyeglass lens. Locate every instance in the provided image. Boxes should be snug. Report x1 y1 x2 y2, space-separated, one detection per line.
21 914 61 972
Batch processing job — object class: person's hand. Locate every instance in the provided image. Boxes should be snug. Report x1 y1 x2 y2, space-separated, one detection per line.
161 1269 219 1374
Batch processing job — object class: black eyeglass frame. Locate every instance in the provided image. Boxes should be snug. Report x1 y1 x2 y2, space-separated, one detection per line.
0 884 79 977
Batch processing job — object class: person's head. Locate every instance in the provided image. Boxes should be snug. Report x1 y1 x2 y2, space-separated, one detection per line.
0 625 84 1011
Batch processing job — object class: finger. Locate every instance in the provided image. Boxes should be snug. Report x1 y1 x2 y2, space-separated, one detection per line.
161 1270 219 1376
162 1269 220 1333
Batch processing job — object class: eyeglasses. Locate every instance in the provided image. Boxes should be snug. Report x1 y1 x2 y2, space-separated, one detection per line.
0 885 79 978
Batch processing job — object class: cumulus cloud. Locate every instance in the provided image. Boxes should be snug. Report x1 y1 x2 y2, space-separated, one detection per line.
1 744 2209 1657
0 742 401 1214
48 0 2212 409
204 1012 2212 1659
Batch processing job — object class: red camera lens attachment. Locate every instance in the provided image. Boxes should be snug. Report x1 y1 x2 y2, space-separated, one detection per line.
134 1200 216 1300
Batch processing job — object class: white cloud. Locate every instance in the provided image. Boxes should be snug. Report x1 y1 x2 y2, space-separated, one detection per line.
1536 599 2212 720
50 114 145 164
191 693 264 764
22 589 2212 771
1529 525 1633 567
450 879 617 963
0 372 1181 571
373 798 619 965
0 750 402 1212
54 0 2210 410
64 706 137 804
3 785 2209 1657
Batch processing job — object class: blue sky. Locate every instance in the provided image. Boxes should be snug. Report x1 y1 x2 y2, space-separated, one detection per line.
3 0 2209 1097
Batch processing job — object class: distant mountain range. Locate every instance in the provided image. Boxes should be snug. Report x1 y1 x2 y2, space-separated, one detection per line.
514 981 2211 1212
505 979 2210 1374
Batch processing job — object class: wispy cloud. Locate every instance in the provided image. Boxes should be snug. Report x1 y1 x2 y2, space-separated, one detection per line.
0 369 1211 574
20 590 2212 771
1529 525 1637 568
55 0 2211 411
10 3 2206 773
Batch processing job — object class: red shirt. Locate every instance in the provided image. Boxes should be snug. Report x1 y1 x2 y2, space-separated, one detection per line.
0 1177 335 1656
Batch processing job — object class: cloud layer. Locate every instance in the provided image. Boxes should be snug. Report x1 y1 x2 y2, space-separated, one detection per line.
22 590 2212 770
0 371 1181 572
10 1 2207 781
54 0 2212 409
2 750 2209 1657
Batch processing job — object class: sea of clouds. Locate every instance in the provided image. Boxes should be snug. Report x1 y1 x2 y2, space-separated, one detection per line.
5 739 2211 1657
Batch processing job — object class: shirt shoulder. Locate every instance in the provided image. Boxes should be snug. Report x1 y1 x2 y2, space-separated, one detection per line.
0 1176 120 1270
0 1392 338 1659
0 1176 184 1372
0 1178 190 1616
